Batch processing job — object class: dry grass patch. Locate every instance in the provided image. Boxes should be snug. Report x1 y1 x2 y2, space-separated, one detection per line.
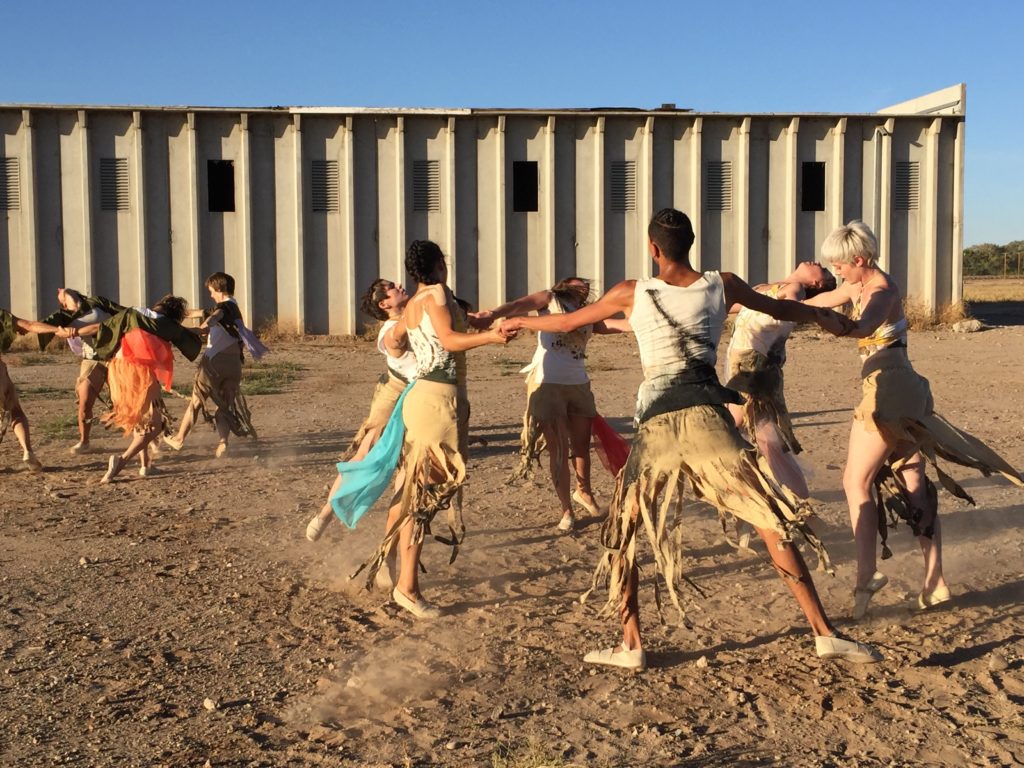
964 277 1024 303
903 297 970 330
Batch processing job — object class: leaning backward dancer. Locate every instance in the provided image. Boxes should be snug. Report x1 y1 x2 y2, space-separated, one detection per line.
35 288 123 454
52 295 203 483
305 277 416 542
806 220 1024 620
501 208 881 671
725 262 836 499
326 241 511 619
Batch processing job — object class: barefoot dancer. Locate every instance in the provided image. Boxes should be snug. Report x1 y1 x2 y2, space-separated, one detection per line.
472 278 626 531
502 209 881 670
725 262 836 499
0 310 43 472
305 278 415 542
55 295 202 483
806 221 1023 619
36 289 123 454
163 273 266 458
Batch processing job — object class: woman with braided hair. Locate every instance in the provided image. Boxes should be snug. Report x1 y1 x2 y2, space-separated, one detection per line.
347 240 512 618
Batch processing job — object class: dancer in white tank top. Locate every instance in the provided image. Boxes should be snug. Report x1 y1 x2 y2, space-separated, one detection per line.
502 208 881 671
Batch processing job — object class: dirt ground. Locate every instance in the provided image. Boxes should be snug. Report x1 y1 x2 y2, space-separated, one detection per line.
2 322 1023 767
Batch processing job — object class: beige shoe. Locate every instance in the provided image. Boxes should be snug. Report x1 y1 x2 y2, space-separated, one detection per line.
852 571 888 620
305 513 330 542
557 512 575 532
916 584 951 610
215 441 229 458
392 587 441 619
583 645 647 671
162 434 184 451
139 464 157 478
572 490 599 516
23 452 43 472
100 454 124 484
69 442 91 456
815 634 883 664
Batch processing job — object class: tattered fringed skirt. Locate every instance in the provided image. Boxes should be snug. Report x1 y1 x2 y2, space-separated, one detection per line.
357 379 469 589
184 351 256 439
341 371 406 461
0 359 20 443
102 357 171 437
507 375 597 484
856 356 1024 556
725 350 801 455
583 404 830 624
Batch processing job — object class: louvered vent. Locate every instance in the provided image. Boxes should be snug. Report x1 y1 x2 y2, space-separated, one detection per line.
0 158 19 211
610 161 636 212
100 157 130 212
706 161 732 212
413 160 440 212
311 160 339 213
895 161 919 211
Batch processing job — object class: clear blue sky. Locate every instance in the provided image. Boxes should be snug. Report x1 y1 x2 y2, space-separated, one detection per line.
4 0 1021 246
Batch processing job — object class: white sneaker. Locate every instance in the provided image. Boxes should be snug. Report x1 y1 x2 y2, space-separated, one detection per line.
815 635 883 664
583 645 646 671
392 587 441 619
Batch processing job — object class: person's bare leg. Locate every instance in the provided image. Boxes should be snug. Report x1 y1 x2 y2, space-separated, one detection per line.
842 419 892 589
756 526 832 636
394 516 424 600
568 414 598 512
76 378 97 447
897 452 947 595
541 421 572 521
619 559 643 651
10 407 41 471
756 419 809 499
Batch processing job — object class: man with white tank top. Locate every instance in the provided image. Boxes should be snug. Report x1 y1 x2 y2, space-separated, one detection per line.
501 208 881 670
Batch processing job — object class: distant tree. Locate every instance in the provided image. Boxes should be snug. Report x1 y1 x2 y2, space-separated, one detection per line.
963 241 1024 276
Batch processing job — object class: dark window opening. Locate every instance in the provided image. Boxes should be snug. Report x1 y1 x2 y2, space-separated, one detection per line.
208 160 235 213
801 161 825 212
512 161 538 212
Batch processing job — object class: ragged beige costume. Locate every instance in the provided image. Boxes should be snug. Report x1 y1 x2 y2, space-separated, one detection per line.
182 350 256 439
853 313 1023 554
509 295 596 483
725 285 801 454
357 289 469 588
587 273 829 622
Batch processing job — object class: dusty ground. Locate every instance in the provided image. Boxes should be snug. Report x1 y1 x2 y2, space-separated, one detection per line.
1 320 1023 767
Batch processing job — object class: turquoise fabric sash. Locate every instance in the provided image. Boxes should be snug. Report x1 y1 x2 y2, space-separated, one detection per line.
330 381 414 528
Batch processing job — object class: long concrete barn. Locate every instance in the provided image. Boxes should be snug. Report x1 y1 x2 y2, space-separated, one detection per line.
0 84 964 333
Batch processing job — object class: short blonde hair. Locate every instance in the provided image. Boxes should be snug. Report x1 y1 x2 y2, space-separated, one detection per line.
821 220 878 267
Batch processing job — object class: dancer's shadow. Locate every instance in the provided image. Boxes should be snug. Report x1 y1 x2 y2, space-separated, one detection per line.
651 625 805 670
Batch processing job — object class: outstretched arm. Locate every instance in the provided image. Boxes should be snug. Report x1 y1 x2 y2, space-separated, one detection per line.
423 286 511 352
500 280 636 335
468 289 552 329
802 283 854 309
594 317 631 334
722 273 851 336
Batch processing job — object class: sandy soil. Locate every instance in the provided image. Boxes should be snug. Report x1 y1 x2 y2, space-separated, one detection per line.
1 323 1023 767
